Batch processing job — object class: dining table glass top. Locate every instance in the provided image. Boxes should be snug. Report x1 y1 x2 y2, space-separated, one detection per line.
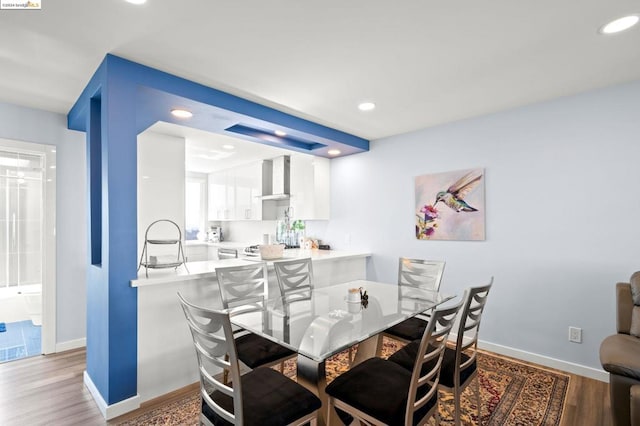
230 279 454 362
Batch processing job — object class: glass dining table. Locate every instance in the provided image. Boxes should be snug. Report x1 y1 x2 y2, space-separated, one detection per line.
230 279 454 425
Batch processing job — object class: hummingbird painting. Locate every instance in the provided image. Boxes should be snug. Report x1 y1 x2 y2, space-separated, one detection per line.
434 170 483 212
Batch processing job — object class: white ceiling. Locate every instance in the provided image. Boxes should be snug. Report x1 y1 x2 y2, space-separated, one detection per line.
147 121 307 174
1 1 639 140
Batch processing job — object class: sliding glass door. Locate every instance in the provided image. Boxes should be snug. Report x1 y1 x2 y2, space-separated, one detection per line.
0 150 43 288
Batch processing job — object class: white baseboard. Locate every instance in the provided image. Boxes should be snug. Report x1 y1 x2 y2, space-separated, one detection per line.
476 339 609 383
55 337 86 353
83 371 141 420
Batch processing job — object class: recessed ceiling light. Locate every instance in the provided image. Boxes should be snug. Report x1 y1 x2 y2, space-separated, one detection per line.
222 144 235 150
50 149 56 153
171 109 193 119
49 165 56 169
328 149 341 156
358 102 376 111
599 15 639 34
125 0 147 4
274 130 287 137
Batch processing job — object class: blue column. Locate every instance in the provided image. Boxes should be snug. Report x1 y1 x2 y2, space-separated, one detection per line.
83 59 139 405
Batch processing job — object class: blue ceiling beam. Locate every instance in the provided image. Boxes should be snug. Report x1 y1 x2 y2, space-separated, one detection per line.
69 54 369 157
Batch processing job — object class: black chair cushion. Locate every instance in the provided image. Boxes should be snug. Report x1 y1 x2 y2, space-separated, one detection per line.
385 316 428 341
388 342 477 389
235 333 295 368
203 367 321 426
325 357 437 426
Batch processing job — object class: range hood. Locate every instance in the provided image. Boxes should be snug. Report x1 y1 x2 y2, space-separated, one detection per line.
261 155 290 200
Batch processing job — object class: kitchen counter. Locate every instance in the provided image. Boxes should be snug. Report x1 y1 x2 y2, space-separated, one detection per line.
131 249 370 287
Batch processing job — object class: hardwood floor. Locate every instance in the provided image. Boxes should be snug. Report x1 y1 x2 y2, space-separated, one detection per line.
0 348 613 426
0 348 103 425
562 374 613 426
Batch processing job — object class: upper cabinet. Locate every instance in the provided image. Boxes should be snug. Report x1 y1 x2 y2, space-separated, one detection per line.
234 162 262 220
208 161 262 221
208 155 330 222
289 155 330 220
207 170 233 220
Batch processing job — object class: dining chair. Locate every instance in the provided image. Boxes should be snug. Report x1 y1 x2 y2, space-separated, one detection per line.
384 258 446 342
389 278 493 426
325 300 462 426
215 263 296 381
178 293 321 426
273 257 314 297
273 257 315 342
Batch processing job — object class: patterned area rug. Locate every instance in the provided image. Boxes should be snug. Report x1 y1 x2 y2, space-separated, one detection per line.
116 339 569 425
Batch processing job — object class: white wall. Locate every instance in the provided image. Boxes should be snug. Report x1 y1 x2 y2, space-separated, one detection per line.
0 101 87 347
320 80 640 375
137 132 185 262
223 220 277 245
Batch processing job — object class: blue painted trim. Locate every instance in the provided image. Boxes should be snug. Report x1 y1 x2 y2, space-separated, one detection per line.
225 124 326 151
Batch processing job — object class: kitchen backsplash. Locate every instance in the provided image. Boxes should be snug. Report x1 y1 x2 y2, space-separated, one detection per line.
209 220 329 246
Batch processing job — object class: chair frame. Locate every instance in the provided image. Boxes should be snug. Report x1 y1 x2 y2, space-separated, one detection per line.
273 258 314 343
215 262 295 380
380 258 446 351
273 257 314 297
216 262 270 310
178 294 317 426
440 278 493 426
328 301 462 426
178 293 244 425
398 258 446 293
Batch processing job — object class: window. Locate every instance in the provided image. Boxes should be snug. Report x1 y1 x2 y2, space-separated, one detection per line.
185 173 206 241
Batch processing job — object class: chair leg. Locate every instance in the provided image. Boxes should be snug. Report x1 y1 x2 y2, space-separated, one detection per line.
475 376 481 425
280 360 285 373
326 397 333 426
454 385 461 426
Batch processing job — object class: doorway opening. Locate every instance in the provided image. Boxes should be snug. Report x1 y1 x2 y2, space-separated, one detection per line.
0 140 55 363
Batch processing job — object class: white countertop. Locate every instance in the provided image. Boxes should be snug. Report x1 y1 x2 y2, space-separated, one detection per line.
184 240 256 248
131 249 371 287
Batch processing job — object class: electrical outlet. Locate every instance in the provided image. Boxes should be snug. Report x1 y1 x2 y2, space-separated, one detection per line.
569 326 582 343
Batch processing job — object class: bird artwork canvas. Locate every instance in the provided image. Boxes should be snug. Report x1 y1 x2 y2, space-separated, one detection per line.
415 168 485 240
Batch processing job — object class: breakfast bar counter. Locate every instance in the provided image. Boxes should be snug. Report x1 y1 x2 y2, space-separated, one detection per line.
131 248 371 287
134 249 371 404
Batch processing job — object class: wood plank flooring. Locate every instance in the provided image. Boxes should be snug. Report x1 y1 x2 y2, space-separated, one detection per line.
0 348 613 426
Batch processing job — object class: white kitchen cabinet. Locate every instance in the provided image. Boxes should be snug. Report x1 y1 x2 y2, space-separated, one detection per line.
208 161 262 221
208 170 234 220
289 155 330 220
233 161 262 220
